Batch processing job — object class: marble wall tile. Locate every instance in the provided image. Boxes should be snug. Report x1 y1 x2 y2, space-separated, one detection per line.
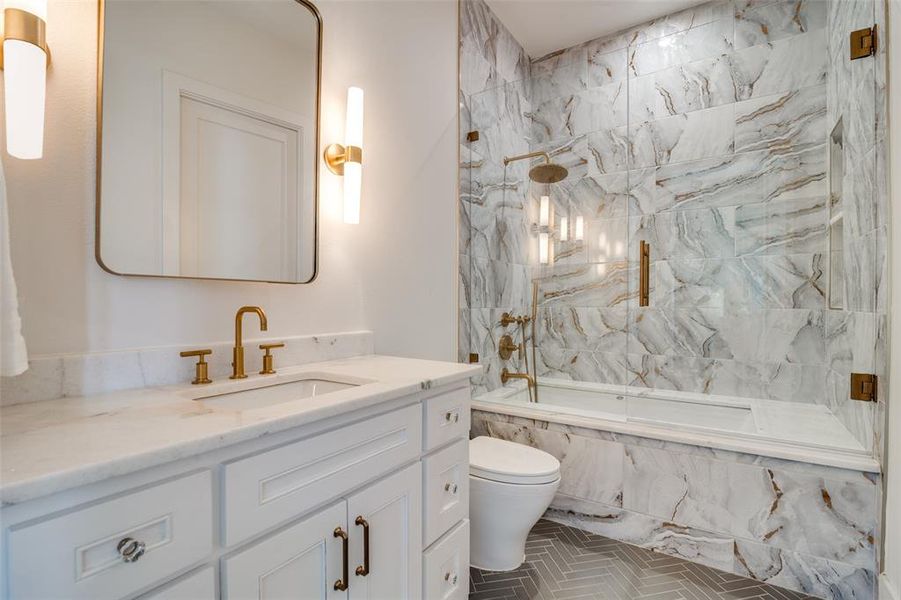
734 0 827 50
734 540 875 599
734 196 828 256
586 47 628 87
460 0 529 97
584 128 631 175
1 332 376 404
728 28 828 100
630 207 736 260
628 18 734 77
530 82 627 144
630 54 737 123
825 310 877 375
535 346 632 386
655 254 826 311
546 501 737 573
628 103 735 169
536 262 631 308
538 306 629 354
655 144 827 211
734 84 827 153
630 0 734 46
470 257 531 308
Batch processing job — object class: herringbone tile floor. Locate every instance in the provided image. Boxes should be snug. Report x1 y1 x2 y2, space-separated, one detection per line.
469 520 817 600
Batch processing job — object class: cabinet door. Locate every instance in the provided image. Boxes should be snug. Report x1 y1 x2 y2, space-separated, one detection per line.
347 464 422 600
223 501 348 600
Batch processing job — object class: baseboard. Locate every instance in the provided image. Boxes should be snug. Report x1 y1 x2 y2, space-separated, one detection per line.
881 573 900 600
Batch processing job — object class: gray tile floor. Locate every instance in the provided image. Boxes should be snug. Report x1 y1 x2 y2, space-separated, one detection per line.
469 520 817 600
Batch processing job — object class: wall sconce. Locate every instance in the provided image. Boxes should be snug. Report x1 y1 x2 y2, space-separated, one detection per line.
1 0 49 159
575 216 584 241
559 216 568 242
324 86 364 224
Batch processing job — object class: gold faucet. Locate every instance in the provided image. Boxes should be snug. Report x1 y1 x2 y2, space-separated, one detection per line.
231 306 268 379
501 368 535 389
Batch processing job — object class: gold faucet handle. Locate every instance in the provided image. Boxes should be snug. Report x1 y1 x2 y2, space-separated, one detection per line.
259 343 285 375
179 349 212 384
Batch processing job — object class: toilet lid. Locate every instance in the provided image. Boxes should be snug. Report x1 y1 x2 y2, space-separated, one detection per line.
469 436 561 485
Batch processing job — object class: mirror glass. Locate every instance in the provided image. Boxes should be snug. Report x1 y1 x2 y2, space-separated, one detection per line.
98 0 320 283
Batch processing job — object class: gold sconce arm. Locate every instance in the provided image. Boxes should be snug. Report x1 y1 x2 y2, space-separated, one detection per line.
0 8 51 70
324 143 362 176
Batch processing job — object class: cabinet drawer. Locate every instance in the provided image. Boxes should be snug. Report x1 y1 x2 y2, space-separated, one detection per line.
423 438 468 547
423 519 469 600
423 386 470 451
141 567 216 600
223 404 422 546
8 471 213 600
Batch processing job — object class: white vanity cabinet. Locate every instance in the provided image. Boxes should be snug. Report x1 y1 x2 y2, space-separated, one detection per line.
0 381 471 600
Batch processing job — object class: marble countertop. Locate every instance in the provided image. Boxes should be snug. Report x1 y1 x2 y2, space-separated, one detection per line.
0 355 481 505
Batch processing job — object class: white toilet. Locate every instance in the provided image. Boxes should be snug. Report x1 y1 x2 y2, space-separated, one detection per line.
469 436 561 571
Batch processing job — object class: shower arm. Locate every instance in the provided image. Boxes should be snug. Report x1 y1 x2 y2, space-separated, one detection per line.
503 151 551 167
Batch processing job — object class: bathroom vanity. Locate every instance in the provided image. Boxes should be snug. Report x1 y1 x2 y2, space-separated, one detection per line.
0 356 479 599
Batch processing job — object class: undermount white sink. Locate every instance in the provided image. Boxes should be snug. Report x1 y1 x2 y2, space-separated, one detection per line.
191 375 363 410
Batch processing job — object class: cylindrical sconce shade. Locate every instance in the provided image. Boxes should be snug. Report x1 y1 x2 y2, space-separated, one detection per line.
343 87 363 224
539 195 550 227
3 0 49 160
559 217 568 241
539 232 549 264
575 216 584 241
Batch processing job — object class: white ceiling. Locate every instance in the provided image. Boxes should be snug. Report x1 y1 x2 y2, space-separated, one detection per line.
484 0 712 58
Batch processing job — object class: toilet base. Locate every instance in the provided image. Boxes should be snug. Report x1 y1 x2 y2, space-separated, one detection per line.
469 474 560 572
470 554 527 572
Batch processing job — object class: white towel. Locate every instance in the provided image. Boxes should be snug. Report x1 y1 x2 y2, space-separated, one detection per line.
0 158 28 376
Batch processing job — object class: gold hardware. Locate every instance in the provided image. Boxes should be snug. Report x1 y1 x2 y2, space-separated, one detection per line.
0 8 51 70
850 373 877 401
334 526 349 591
231 306 268 379
498 334 520 361
501 368 535 389
639 240 650 307
500 312 531 327
466 130 479 142
468 353 479 363
324 143 363 176
259 342 285 375
355 516 370 577
445 411 460 423
444 482 458 493
179 349 212 384
95 0 323 285
850 25 876 60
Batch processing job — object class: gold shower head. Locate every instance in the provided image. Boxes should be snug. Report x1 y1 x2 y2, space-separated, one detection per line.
503 151 569 184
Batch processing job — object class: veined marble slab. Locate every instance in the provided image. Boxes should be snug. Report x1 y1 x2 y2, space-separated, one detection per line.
1 356 481 505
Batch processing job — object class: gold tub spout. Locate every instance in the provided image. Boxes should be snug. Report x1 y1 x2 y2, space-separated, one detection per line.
231 306 268 379
501 368 535 389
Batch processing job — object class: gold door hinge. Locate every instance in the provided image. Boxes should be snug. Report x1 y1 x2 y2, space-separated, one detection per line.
850 373 877 402
850 25 877 60
466 130 479 142
468 353 479 363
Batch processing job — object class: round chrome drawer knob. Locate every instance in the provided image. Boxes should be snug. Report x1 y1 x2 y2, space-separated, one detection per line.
117 537 146 563
444 483 458 494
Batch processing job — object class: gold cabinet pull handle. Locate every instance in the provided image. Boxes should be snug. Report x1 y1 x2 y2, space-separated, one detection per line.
355 516 370 576
179 349 212 385
334 526 349 591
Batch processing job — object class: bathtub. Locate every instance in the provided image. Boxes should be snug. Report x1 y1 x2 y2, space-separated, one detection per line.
473 378 879 472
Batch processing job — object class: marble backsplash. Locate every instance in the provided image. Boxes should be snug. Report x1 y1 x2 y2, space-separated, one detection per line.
0 331 374 406
460 0 888 457
472 409 879 600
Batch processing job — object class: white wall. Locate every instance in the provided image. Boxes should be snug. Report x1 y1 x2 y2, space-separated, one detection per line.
885 2 901 598
1 0 457 361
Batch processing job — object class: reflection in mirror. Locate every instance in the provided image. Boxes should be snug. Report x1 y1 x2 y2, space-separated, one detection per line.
98 0 320 283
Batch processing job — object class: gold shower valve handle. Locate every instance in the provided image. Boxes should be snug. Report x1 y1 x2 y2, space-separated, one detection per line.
259 343 285 375
179 349 212 385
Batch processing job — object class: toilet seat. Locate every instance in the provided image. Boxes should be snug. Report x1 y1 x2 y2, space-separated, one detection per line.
469 436 560 485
